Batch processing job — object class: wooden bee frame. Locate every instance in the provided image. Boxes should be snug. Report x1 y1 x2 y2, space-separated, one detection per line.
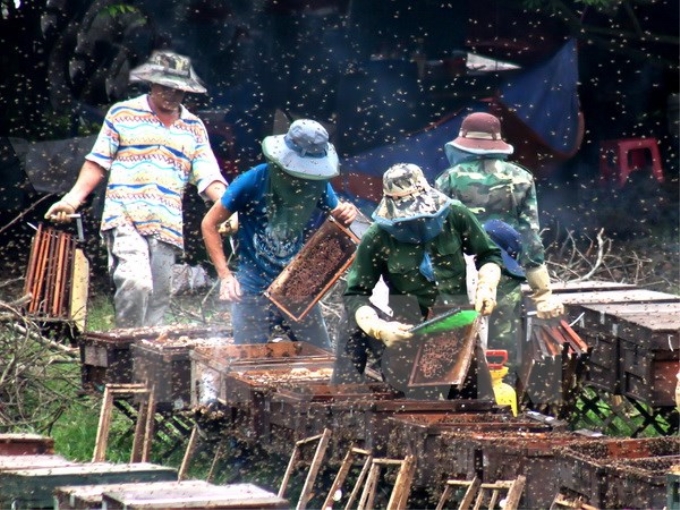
265 217 360 322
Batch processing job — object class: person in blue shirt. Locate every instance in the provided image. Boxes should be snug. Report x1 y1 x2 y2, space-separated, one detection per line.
201 119 357 348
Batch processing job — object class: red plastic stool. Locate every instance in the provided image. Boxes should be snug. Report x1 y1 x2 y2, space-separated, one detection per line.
599 137 664 188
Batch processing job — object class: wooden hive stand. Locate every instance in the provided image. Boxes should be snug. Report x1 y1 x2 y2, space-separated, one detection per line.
350 454 416 510
549 492 600 510
322 445 374 510
436 475 526 510
278 428 332 510
177 423 228 483
92 383 156 463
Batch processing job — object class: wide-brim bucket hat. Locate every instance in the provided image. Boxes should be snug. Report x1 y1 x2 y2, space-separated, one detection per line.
129 50 207 93
373 163 451 222
483 219 525 278
261 119 339 180
447 112 514 155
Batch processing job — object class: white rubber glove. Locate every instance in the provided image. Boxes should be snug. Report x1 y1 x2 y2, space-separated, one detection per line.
525 264 565 319
44 193 81 223
355 305 413 348
474 263 501 316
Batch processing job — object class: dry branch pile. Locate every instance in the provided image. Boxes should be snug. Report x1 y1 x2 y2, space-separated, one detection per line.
0 295 80 433
545 228 679 292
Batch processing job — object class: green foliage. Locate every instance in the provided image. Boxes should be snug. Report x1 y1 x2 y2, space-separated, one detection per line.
570 388 674 437
52 394 134 463
51 396 100 461
85 294 115 332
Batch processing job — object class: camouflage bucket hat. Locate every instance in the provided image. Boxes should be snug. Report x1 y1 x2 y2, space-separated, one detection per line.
448 112 514 155
129 50 207 93
373 163 451 222
261 119 339 180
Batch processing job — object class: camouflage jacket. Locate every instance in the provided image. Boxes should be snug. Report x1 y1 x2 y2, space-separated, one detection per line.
434 158 545 267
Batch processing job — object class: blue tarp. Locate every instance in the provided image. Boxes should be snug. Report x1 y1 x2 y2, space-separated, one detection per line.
338 39 581 204
499 38 580 157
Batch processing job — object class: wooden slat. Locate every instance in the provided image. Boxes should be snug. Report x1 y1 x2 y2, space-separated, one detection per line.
0 433 54 456
278 428 332 510
43 228 59 315
354 456 415 510
100 482 288 509
321 445 372 510
52 231 67 316
23 223 43 305
29 227 50 313
55 480 213 509
93 384 154 463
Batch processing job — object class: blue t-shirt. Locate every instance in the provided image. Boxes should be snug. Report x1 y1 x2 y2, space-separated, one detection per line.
220 163 339 293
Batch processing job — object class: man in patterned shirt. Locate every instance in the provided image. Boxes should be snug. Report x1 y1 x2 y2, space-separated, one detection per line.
46 50 228 328
435 112 564 365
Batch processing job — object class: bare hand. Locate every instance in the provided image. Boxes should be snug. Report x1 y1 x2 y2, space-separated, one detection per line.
331 201 358 227
219 274 242 302
44 200 77 223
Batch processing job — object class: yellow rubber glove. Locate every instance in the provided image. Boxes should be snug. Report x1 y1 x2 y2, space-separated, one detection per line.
525 264 565 319
475 263 501 316
355 305 413 348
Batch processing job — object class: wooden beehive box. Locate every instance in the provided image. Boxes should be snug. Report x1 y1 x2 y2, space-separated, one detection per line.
0 455 79 508
517 320 588 411
386 411 555 487
190 341 334 407
559 287 680 317
132 335 230 411
100 482 289 509
221 365 335 442
80 324 231 393
557 437 680 510
559 288 678 395
266 382 400 456
0 462 177 509
79 331 136 391
0 454 76 471
0 433 54 455
577 301 680 406
520 280 638 320
265 216 359 321
54 480 239 510
55 480 211 509
519 281 636 362
519 284 679 385
606 456 680 510
450 429 595 510
363 399 495 455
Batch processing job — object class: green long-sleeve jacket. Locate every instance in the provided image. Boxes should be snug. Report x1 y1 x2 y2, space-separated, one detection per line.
435 159 545 268
344 202 503 321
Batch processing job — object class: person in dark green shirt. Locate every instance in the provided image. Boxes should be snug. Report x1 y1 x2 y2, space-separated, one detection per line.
332 163 503 399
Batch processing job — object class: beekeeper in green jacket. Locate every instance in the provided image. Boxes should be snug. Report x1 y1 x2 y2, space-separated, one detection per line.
332 163 503 399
